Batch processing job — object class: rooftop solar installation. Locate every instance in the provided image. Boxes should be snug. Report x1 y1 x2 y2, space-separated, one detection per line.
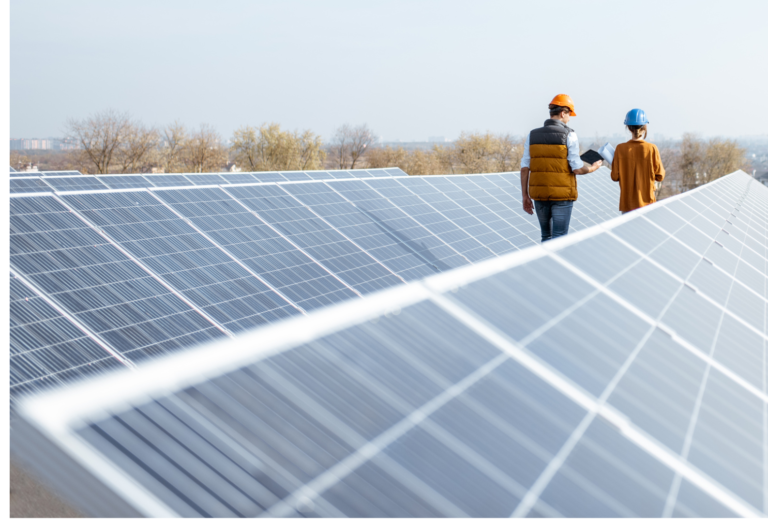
38 170 82 177
10 177 53 193
13 171 767 517
42 175 110 192
8 169 620 401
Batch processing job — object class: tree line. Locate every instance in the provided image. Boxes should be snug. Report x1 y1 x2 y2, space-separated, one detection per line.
13 109 751 199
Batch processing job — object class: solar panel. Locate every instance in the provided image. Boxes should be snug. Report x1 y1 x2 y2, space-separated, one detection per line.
280 171 312 181
327 180 471 270
225 184 404 294
220 173 258 184
10 165 18 172
151 187 361 311
144 174 195 187
13 170 766 518
363 178 495 262
60 191 302 333
96 175 155 190
38 170 82 177
10 272 129 400
10 177 53 193
42 176 109 192
184 173 229 185
9 195 227 365
282 182 446 281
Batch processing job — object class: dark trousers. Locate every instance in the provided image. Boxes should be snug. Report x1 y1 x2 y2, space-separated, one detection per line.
534 200 574 242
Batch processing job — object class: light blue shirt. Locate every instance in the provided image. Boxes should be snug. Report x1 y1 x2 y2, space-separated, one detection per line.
520 131 584 171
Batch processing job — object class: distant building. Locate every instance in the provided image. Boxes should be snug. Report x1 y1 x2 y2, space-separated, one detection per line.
10 138 80 150
224 162 241 172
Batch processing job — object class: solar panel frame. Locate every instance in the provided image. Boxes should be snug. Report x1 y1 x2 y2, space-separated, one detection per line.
13 171 766 518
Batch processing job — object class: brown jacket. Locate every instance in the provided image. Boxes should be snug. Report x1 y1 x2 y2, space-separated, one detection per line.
610 140 665 212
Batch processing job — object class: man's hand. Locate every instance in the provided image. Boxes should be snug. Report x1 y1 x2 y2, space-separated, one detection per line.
573 160 603 175
523 195 534 215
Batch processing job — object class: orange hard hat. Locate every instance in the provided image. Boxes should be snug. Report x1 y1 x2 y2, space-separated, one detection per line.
550 94 576 116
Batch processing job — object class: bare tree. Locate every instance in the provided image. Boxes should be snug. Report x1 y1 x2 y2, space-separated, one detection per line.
66 109 131 174
116 122 160 173
160 121 189 173
185 124 227 173
329 124 377 169
231 123 326 171
494 134 525 172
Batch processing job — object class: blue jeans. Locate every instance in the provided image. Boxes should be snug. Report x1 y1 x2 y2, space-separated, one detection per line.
534 200 574 242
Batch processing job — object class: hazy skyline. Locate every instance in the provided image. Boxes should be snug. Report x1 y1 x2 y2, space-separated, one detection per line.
11 0 768 142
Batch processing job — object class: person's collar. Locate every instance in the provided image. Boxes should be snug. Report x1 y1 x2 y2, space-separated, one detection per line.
544 118 567 128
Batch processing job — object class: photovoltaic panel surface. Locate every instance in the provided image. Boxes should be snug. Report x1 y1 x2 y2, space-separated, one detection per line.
10 177 53 193
60 191 302 333
7 169 620 397
13 171 766 518
96 175 156 190
225 184 404 294
42 176 109 192
9 195 227 364
38 170 81 177
10 273 128 400
10 166 18 172
282 182 443 281
144 174 194 187
152 187 360 311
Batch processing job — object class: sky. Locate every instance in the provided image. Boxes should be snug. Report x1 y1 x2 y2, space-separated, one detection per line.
10 0 768 142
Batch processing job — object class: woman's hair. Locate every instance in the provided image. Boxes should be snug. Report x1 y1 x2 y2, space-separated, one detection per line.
627 124 648 140
549 104 570 117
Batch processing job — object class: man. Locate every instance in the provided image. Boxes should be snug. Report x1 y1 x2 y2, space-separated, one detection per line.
520 94 602 242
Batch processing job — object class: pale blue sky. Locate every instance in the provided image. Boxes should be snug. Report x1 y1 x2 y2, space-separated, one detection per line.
10 0 768 142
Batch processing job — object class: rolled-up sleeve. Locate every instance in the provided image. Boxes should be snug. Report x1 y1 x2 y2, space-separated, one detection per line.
567 132 584 170
520 133 531 168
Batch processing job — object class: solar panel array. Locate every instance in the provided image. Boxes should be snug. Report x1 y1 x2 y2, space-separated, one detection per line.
10 165 18 172
14 170 767 517
9 168 620 400
9 168 407 192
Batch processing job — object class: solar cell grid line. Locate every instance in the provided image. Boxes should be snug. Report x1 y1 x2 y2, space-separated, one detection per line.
43 176 110 192
361 177 496 263
424 176 539 248
326 179 471 271
399 177 519 256
152 187 359 311
280 181 444 282
10 194 227 364
10 270 132 401
384 167 408 177
145 188 310 315
10 177 54 193
144 174 195 187
223 184 405 294
445 176 541 242
96 175 155 190
14 183 768 518
325 170 356 179
60 190 301 335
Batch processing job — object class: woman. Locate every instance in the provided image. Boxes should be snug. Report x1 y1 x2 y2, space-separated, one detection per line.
610 108 665 214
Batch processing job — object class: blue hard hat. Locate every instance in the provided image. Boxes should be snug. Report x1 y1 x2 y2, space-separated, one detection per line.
624 108 649 126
